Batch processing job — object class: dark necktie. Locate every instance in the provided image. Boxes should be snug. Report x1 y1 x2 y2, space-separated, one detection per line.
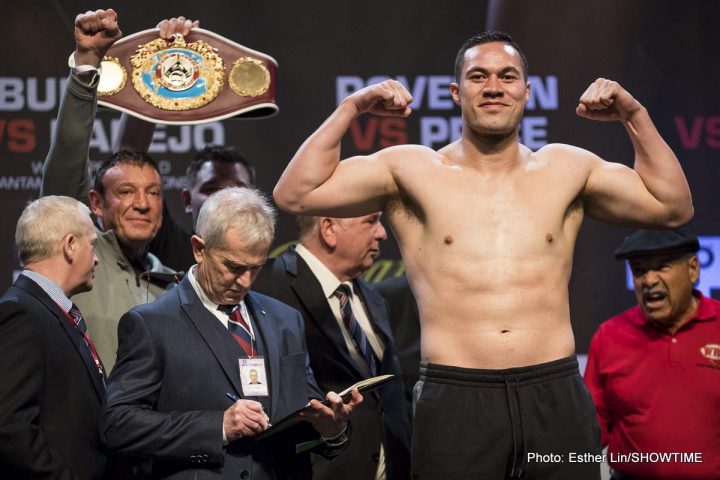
334 284 379 376
218 304 255 357
67 304 105 380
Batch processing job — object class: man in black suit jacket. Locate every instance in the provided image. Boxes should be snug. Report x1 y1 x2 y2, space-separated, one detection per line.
253 214 411 480
0 196 106 479
374 275 421 412
101 188 360 480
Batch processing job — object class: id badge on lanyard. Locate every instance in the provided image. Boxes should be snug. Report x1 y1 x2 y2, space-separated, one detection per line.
239 357 269 396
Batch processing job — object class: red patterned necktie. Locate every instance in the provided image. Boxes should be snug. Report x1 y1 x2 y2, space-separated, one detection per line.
219 304 255 357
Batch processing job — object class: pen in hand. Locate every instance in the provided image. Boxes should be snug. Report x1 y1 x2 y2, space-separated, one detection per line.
226 392 272 427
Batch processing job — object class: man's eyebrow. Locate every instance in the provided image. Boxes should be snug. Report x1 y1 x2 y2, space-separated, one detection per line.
224 259 265 269
464 66 521 80
498 66 521 75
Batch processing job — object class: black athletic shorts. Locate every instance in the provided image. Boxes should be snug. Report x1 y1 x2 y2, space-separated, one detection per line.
411 356 601 480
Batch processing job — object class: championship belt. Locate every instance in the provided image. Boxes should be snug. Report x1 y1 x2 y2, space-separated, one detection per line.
96 28 278 124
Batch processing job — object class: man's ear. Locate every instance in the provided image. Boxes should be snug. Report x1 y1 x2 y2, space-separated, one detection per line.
62 233 77 262
191 235 206 264
88 190 104 219
181 188 193 214
450 82 460 106
688 255 700 284
319 217 338 249
524 80 531 103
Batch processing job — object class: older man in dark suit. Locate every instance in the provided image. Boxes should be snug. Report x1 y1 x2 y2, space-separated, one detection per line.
253 214 411 480
0 196 105 479
101 188 360 480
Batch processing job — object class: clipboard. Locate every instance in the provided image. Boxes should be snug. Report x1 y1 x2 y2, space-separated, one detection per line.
252 374 396 442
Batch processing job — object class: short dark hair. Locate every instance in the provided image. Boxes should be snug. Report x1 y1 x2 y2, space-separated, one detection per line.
186 145 256 187
454 31 529 82
93 149 161 198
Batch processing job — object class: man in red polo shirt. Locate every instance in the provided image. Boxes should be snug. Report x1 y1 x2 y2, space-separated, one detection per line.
584 228 720 480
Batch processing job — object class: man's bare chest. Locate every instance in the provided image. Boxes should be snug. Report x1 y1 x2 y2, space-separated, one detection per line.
392 169 584 254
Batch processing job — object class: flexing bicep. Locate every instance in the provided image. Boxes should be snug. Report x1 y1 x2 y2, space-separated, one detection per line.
583 157 679 227
275 151 397 217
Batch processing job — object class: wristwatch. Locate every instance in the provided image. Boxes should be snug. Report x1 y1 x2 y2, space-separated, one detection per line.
68 52 102 88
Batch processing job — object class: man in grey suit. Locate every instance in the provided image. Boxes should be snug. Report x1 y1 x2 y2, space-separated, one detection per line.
101 188 360 479
253 214 411 479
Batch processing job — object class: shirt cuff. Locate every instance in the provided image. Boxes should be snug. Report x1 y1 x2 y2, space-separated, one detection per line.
68 52 102 88
321 425 349 446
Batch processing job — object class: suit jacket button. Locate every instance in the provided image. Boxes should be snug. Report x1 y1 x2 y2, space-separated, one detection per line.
240 469 250 479
372 452 380 462
190 455 196 463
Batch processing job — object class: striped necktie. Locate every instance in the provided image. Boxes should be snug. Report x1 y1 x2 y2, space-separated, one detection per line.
219 304 255 357
67 304 105 380
334 284 379 376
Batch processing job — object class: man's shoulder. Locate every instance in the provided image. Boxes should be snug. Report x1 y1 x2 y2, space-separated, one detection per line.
355 278 384 302
380 143 438 157
599 306 643 332
127 284 183 318
93 228 127 263
1 277 50 309
262 251 292 273
377 144 442 169
702 295 720 313
255 250 297 286
0 283 55 330
248 290 300 317
0 289 31 316
534 142 593 156
532 142 599 167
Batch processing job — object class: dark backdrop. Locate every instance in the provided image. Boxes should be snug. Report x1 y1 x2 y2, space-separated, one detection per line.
2 0 719 353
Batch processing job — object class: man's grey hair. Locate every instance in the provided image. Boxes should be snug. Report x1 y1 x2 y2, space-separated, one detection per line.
196 187 276 250
16 196 92 266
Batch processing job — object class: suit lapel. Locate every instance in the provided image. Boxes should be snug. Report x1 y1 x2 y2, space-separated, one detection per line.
244 292 281 419
355 280 394 344
177 277 244 397
14 275 106 399
283 250 366 380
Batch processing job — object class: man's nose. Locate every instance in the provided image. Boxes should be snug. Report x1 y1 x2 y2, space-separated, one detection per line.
133 191 149 210
483 75 503 96
641 270 661 286
375 222 388 241
235 271 254 289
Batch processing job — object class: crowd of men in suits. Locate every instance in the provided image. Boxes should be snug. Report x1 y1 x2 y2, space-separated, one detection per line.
0 9 414 480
